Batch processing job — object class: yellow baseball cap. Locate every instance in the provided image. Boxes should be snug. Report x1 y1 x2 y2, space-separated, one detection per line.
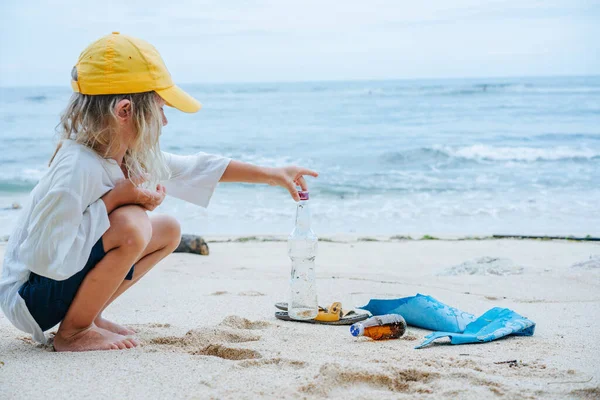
71 32 201 113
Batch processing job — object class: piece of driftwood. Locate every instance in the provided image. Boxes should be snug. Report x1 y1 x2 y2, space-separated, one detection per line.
174 234 209 256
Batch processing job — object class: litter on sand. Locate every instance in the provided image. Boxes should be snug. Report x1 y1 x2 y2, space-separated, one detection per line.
359 294 535 349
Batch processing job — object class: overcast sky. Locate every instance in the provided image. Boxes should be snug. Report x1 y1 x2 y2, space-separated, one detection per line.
1 0 598 87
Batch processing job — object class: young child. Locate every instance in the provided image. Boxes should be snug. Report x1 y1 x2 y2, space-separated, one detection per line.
0 32 317 352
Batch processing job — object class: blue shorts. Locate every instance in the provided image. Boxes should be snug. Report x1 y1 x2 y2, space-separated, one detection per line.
18 238 135 332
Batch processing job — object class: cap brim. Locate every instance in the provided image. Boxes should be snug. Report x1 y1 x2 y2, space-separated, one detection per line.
155 85 201 113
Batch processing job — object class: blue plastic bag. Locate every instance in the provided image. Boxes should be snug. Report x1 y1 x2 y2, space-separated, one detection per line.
416 307 536 348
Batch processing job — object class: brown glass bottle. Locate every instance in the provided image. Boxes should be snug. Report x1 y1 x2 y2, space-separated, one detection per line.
350 314 406 340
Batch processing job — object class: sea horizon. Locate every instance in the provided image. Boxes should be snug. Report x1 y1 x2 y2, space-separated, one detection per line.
3 73 600 89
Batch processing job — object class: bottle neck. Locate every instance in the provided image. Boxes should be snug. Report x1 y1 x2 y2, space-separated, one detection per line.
294 200 311 231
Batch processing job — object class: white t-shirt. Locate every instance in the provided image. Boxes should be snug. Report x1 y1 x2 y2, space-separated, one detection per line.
0 139 231 343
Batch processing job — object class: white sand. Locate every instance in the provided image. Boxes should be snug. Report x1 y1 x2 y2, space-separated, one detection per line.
1 238 599 399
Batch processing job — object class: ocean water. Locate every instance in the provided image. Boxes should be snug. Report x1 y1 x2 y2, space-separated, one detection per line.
1 76 599 237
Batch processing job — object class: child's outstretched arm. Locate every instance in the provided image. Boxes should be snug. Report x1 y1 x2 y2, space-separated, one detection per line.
160 152 317 206
220 161 318 201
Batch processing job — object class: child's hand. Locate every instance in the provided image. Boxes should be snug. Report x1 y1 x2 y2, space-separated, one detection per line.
270 166 319 201
135 184 167 211
102 179 166 213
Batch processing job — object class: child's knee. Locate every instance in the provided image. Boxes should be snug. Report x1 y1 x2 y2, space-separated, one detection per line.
108 206 152 251
161 215 181 251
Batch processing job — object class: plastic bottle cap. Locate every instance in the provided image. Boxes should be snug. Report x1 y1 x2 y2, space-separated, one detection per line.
298 191 309 201
350 323 364 337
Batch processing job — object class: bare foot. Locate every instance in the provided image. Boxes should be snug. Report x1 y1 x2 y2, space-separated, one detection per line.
95 316 136 335
54 324 138 352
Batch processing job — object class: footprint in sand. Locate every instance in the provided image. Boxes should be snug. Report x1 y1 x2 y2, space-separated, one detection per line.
300 363 438 395
147 323 171 328
150 327 260 346
219 315 272 330
421 356 582 398
192 344 261 360
237 358 307 369
149 316 271 360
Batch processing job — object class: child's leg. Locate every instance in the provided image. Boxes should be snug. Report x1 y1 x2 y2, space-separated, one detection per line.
95 214 181 335
54 205 179 352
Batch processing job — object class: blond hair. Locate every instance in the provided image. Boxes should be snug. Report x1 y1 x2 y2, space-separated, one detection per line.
51 91 170 185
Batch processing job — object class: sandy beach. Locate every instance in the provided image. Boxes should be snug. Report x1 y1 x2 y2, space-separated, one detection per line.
1 237 599 399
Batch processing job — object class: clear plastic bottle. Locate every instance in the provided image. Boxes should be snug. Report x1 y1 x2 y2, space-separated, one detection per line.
288 190 318 320
350 314 407 340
